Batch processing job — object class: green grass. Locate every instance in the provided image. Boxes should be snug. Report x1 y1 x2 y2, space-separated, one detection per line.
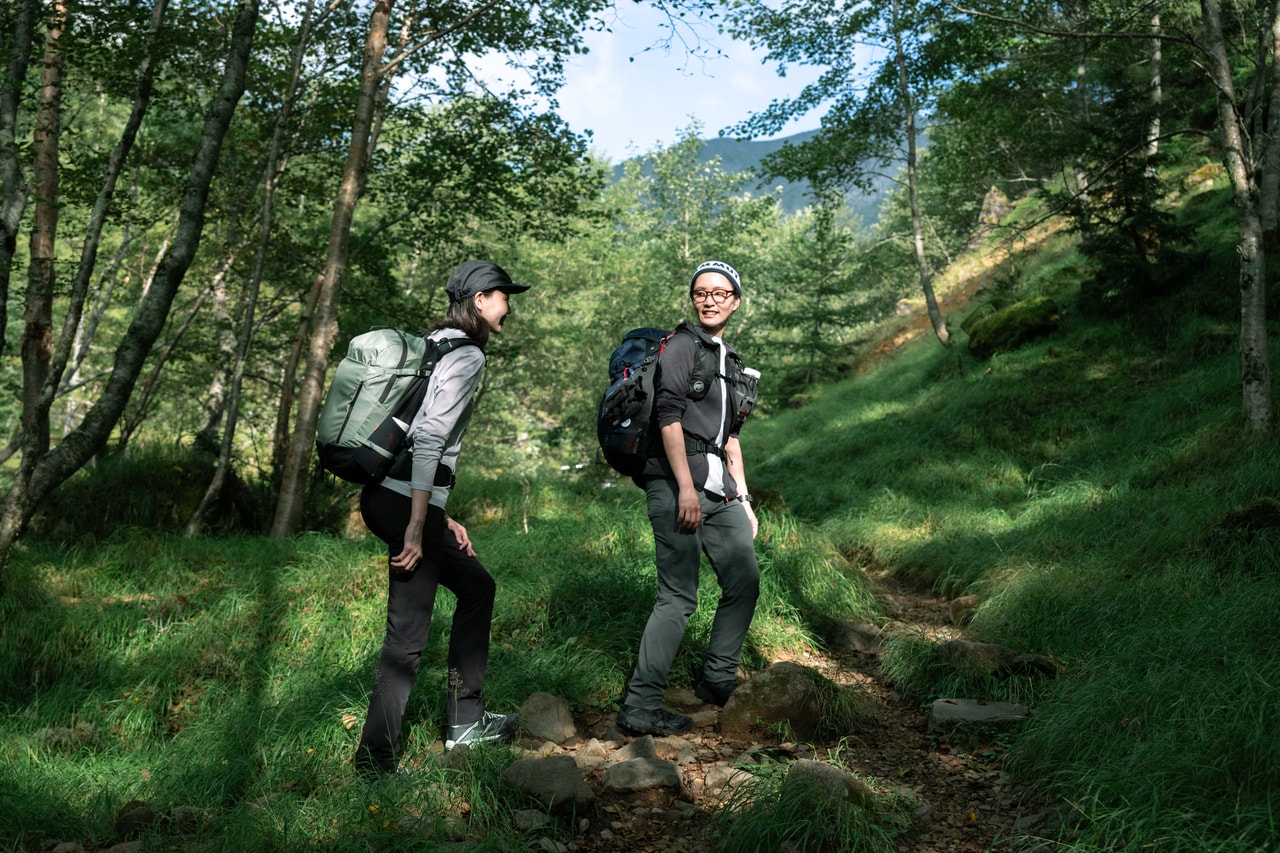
0 475 883 851
7 270 1279 849
708 752 906 853
5 183 1279 851
737 220 1280 849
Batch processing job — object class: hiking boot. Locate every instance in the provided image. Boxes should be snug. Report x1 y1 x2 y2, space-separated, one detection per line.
445 711 520 751
694 678 738 707
616 705 692 736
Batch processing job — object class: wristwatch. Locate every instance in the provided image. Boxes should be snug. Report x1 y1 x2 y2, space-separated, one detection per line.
738 494 754 504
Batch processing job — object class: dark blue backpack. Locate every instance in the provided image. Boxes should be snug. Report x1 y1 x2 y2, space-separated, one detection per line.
597 326 720 483
597 328 670 482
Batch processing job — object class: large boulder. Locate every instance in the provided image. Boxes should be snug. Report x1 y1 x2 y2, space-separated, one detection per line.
926 698 1031 731
501 755 595 812
966 296 1061 359
719 662 857 741
933 639 1057 678
520 692 577 743
601 758 683 793
786 759 875 808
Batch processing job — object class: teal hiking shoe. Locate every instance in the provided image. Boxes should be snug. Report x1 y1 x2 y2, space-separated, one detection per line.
444 711 520 751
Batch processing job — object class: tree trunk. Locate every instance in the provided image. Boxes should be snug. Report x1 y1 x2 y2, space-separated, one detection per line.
1144 12 1161 173
1201 0 1274 435
188 0 326 535
56 0 168 438
4 0 64 602
0 0 260 585
1072 4 1092 236
62 234 128 435
195 247 236 448
0 0 38 360
893 0 948 345
21 0 67 458
119 281 214 450
271 0 395 537
272 274 322 490
1260 1 1280 248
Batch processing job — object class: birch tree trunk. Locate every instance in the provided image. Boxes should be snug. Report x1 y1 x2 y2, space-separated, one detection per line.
1201 0 1274 435
893 0 948 345
188 0 330 534
0 0 260 585
119 279 215 450
272 0 395 537
1259 1 1280 247
1144 12 1161 172
0 0 38 358
271 274 322 490
62 235 131 436
195 254 236 447
1072 3 1092 236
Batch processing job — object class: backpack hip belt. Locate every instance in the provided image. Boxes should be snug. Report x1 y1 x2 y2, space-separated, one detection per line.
682 434 726 459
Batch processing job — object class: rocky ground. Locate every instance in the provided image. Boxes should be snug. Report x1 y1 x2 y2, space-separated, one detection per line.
77 575 1058 853
511 572 1057 853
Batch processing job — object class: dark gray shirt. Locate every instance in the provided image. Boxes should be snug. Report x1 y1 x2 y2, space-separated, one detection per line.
643 320 742 499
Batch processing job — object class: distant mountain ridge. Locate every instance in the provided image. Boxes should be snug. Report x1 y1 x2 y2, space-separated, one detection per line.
613 129 892 223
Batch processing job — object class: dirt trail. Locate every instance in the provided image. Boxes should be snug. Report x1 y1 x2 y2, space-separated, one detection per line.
546 572 1045 853
545 279 1057 851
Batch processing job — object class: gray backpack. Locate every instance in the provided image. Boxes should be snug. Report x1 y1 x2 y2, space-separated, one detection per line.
316 328 476 484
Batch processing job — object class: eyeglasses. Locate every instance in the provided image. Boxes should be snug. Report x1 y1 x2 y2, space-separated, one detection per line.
691 289 736 304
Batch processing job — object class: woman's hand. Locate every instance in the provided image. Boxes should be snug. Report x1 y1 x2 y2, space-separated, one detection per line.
391 526 423 572
447 516 476 557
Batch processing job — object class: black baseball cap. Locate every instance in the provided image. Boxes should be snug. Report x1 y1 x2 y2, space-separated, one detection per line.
445 260 531 303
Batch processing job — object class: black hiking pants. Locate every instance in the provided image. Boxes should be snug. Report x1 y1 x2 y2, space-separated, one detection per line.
354 485 495 773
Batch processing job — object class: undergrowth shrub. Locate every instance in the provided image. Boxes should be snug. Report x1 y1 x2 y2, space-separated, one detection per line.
709 757 904 853
29 445 272 540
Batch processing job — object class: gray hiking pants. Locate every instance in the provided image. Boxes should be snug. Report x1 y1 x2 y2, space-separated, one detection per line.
623 477 761 710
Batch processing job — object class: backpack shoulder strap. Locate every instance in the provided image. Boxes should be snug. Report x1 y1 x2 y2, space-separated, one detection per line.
420 334 479 372
388 336 480 428
658 322 702 357
658 323 718 401
433 335 478 353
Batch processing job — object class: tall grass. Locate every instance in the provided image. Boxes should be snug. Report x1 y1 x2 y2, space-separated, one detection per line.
709 763 905 853
741 241 1279 849
0 474 881 850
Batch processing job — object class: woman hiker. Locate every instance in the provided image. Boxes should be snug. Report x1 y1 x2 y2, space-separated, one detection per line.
353 259 526 777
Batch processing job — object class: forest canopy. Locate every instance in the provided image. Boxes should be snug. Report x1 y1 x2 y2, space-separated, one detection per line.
1 0 1277 568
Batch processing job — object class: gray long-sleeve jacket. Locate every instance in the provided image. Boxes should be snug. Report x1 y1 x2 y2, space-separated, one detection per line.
379 328 484 510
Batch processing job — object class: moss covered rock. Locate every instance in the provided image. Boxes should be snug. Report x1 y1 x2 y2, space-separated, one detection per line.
965 296 1061 359
719 661 865 742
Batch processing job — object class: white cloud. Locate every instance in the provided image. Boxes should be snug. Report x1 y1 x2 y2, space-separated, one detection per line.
555 5 819 162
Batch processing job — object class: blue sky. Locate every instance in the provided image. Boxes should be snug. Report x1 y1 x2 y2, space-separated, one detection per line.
552 4 821 163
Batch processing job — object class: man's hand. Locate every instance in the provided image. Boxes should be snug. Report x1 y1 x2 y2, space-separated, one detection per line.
677 484 702 532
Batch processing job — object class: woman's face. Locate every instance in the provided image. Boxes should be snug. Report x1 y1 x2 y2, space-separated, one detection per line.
690 272 740 334
475 288 512 335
